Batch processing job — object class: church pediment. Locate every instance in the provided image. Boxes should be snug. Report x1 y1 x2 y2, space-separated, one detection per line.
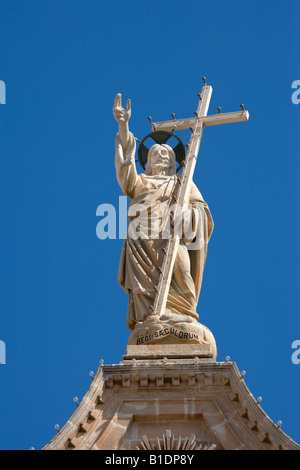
43 359 299 451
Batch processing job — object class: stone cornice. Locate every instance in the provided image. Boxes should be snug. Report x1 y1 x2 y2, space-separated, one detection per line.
43 360 300 451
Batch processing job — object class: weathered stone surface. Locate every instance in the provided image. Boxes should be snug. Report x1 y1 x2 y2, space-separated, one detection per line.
124 344 215 360
126 314 217 358
113 93 214 334
43 360 300 451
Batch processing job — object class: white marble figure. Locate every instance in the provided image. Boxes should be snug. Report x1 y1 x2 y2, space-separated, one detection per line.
113 94 214 344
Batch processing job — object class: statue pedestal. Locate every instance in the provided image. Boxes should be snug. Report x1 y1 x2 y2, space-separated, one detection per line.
125 314 217 361
124 343 215 361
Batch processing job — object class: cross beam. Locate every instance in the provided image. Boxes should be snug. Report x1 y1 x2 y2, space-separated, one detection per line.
150 109 249 132
149 83 249 319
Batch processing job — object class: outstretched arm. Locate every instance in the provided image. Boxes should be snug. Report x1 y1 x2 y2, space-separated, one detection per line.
113 93 139 198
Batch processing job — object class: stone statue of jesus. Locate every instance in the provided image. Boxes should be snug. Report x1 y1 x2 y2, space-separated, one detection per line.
113 93 214 347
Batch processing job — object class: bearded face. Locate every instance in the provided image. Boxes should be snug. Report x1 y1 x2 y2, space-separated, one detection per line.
145 144 176 176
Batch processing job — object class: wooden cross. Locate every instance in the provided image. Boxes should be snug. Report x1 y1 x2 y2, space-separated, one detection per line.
148 79 249 318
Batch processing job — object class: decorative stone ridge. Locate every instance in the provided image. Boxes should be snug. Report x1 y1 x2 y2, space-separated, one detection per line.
137 429 217 450
43 360 300 451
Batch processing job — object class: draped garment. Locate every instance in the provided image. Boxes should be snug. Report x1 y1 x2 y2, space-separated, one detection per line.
115 132 214 331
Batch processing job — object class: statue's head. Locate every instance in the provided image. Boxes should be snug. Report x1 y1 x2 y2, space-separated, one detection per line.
145 144 176 176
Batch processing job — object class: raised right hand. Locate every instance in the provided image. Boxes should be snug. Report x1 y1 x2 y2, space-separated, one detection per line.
112 93 131 124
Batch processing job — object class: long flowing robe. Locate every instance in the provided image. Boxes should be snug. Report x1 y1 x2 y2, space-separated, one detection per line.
115 132 214 331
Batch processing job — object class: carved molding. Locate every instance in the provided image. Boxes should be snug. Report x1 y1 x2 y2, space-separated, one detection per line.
136 429 216 451
43 361 300 451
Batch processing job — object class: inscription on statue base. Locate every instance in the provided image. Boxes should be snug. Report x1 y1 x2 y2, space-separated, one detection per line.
136 327 200 345
125 315 217 360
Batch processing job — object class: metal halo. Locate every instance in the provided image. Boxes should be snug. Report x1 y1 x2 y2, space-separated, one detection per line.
137 131 186 173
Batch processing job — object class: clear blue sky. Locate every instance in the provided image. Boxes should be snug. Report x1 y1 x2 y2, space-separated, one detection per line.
0 0 299 450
